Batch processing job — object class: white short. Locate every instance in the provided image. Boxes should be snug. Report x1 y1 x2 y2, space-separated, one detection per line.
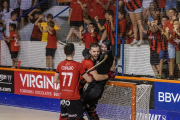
142 0 153 9
168 42 176 59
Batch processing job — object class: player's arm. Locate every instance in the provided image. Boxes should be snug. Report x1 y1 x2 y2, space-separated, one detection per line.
28 9 38 20
53 73 60 83
103 0 111 10
94 16 105 31
82 73 92 83
96 0 109 10
47 27 54 35
90 70 108 81
38 23 47 33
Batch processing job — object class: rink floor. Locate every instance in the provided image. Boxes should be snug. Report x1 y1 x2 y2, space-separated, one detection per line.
0 105 107 120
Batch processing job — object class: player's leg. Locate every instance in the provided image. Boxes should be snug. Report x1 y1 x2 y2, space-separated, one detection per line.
60 99 69 120
135 12 143 46
49 56 53 70
157 50 164 79
129 13 138 45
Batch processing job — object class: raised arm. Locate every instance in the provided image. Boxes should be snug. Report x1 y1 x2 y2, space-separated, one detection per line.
53 19 62 31
95 16 105 31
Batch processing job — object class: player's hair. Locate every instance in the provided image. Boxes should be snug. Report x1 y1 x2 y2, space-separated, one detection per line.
102 40 111 50
173 18 179 22
64 43 75 56
162 16 169 20
47 21 55 28
118 10 126 18
108 10 114 17
47 13 53 19
11 11 17 17
169 8 178 14
34 11 41 16
88 23 95 27
9 23 16 30
90 43 99 50
83 15 92 21
0 22 3 25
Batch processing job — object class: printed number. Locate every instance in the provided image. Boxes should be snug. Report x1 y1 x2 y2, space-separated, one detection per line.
62 72 73 86
14 38 19 46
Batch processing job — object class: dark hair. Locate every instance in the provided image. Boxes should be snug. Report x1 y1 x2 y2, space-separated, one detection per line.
83 15 92 21
118 10 126 18
169 7 178 14
90 43 99 50
108 10 114 17
9 23 16 30
149 2 157 12
102 40 111 50
64 43 75 56
3 0 10 13
34 11 41 16
162 16 169 20
88 23 95 27
47 21 55 28
0 22 3 25
47 13 53 19
173 18 179 22
11 11 17 17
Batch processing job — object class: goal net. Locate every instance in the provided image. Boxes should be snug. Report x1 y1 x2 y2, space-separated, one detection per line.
97 81 152 120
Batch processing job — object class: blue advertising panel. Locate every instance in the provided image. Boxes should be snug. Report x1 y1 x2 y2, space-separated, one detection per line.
149 109 167 120
155 82 180 112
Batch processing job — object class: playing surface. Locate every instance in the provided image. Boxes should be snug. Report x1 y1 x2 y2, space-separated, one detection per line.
0 105 108 120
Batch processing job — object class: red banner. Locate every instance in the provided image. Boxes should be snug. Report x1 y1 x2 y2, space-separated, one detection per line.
14 71 60 99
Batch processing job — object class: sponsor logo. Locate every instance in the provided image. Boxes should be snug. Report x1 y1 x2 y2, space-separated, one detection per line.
158 92 180 103
61 100 70 107
0 74 12 83
149 113 166 120
20 73 59 90
61 66 74 70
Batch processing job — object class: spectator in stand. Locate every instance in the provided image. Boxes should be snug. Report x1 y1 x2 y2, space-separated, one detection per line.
92 0 110 33
3 23 20 69
39 21 58 71
146 2 159 22
142 0 153 24
60 0 86 44
165 0 177 16
170 18 180 80
79 23 101 49
10 0 20 17
3 11 18 38
162 8 177 80
84 0 94 18
18 0 37 28
118 10 127 40
123 0 143 46
177 0 180 17
0 0 14 22
139 20 161 78
0 22 4 40
38 14 61 42
158 0 166 19
155 16 169 79
28 8 44 41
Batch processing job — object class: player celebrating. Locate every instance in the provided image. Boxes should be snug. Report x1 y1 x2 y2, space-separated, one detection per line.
53 43 93 120
81 42 115 120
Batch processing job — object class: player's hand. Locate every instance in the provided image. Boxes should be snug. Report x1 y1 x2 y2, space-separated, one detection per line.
107 71 116 79
96 0 100 4
79 25 84 32
83 4 87 8
95 16 99 22
91 28 94 33
109 15 113 22
165 27 169 33
88 73 94 79
77 0 81 4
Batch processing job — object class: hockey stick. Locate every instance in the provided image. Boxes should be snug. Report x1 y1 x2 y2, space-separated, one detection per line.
54 54 108 93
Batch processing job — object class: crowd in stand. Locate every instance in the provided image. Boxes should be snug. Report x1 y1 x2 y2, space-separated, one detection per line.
1 0 180 80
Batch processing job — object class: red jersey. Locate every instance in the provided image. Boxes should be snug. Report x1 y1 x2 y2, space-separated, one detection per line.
70 0 85 21
56 60 85 100
83 32 101 49
164 20 175 45
10 31 19 52
169 31 180 51
46 29 57 49
85 0 94 17
147 30 161 54
104 21 120 45
123 0 142 12
158 0 166 8
109 0 122 21
92 0 108 19
118 18 127 39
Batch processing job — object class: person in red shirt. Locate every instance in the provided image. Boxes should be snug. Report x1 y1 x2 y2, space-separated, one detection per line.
158 0 166 19
62 0 86 44
118 10 127 40
53 43 93 120
79 23 101 49
39 21 57 71
3 23 20 68
126 23 134 44
139 20 161 78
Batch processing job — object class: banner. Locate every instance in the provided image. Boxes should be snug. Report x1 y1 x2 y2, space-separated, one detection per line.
149 109 167 120
14 71 60 99
57 0 71 2
0 70 14 93
155 82 180 112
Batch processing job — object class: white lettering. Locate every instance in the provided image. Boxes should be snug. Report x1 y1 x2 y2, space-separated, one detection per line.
61 66 74 70
158 92 164 102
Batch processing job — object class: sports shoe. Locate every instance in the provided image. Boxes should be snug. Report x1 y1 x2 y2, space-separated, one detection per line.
137 40 144 46
58 40 68 45
167 75 174 80
157 74 166 79
130 39 138 45
17 61 21 69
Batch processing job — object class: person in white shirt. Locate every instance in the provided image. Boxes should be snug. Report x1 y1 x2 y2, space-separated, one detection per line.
4 11 18 37
18 0 37 28
10 0 20 17
0 0 14 22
